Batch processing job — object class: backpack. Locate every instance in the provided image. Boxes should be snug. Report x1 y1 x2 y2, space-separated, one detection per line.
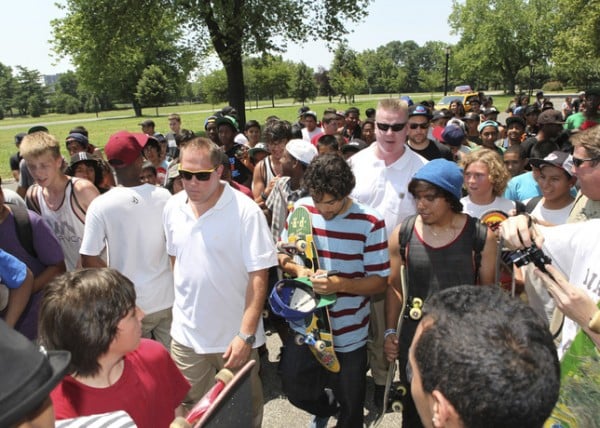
5 203 37 258
399 214 488 282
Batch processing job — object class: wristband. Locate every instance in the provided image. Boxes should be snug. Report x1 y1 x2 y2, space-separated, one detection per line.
261 192 268 201
384 328 397 340
588 310 600 334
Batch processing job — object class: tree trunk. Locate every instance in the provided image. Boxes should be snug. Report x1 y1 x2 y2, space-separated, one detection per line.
223 55 246 128
132 99 142 117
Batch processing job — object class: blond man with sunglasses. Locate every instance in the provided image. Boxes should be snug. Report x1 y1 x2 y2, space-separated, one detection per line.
163 137 277 428
80 131 174 349
406 104 454 162
348 98 428 410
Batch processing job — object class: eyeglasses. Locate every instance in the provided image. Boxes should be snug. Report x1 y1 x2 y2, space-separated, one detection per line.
376 122 407 132
408 123 429 130
178 165 217 181
572 156 600 167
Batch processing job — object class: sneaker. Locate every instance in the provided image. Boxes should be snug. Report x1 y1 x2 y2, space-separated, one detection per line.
309 414 329 428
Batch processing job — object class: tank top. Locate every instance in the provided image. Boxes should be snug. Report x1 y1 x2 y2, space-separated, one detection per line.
399 216 479 363
35 179 85 271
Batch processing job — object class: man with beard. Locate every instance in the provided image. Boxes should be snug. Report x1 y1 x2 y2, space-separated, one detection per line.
406 105 453 161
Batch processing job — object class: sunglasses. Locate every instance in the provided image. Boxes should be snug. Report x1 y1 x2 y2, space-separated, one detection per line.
408 123 429 130
376 122 407 132
178 165 217 181
572 156 600 167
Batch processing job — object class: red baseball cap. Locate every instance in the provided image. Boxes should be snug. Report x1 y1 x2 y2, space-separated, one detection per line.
105 131 149 167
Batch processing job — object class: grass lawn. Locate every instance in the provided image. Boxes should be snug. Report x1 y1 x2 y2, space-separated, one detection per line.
0 92 514 180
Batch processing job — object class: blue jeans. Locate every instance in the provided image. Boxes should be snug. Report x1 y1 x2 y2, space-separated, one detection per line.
280 335 367 428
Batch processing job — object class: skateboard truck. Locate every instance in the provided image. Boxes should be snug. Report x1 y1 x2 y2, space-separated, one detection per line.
403 296 423 321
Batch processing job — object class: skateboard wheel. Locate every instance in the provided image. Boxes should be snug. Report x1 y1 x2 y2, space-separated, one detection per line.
262 309 269 319
215 368 234 385
314 340 326 351
295 334 305 346
295 240 307 252
391 401 403 413
397 385 407 396
412 297 423 308
409 307 422 320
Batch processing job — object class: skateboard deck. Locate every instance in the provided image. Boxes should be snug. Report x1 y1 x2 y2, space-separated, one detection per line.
373 265 410 426
543 302 600 428
287 206 340 373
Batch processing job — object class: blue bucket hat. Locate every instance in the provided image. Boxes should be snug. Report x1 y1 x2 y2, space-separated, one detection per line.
412 159 464 200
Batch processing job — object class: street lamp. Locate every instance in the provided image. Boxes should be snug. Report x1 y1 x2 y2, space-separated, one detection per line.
444 46 451 96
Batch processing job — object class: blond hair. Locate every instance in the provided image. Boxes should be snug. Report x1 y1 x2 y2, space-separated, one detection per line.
20 132 61 159
179 137 222 168
571 125 600 158
460 149 510 196
376 98 409 116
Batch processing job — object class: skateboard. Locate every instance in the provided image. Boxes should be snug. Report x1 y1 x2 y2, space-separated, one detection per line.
372 265 410 426
543 302 600 428
283 206 340 373
169 361 255 428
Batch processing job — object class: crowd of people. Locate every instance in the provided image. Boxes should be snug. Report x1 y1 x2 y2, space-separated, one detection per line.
1 89 600 428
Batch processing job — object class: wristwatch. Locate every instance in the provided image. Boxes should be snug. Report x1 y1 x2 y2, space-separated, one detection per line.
237 332 256 345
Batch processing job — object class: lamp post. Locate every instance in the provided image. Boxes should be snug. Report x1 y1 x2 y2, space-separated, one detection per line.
528 59 535 99
444 46 451 96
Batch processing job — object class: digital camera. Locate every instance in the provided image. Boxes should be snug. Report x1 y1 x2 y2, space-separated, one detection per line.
508 243 551 272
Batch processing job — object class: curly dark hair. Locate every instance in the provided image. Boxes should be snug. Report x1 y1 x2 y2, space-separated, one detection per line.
263 120 293 144
303 154 355 201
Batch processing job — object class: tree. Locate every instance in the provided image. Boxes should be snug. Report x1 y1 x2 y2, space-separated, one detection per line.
314 67 334 103
292 62 317 105
449 0 557 94
177 0 372 125
552 0 600 87
197 69 228 106
13 67 46 117
330 43 365 103
136 65 174 116
52 0 196 116
0 63 16 119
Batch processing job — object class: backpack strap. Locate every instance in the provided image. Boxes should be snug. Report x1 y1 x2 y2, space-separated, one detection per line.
514 200 527 215
525 196 543 214
68 178 86 222
398 214 418 265
25 184 41 214
6 203 37 258
472 218 488 283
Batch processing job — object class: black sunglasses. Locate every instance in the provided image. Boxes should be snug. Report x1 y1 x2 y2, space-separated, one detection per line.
178 165 217 181
572 156 600 168
408 123 429 130
376 122 407 132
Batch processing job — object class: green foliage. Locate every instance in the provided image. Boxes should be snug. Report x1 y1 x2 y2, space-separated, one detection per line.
52 0 197 115
542 80 564 91
0 63 16 117
552 0 600 88
177 0 372 124
13 67 46 116
136 65 174 114
197 69 228 105
292 62 317 104
449 0 557 94
330 43 365 103
53 93 81 114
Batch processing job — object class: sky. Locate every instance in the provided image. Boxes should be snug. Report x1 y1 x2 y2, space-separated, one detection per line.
0 0 459 76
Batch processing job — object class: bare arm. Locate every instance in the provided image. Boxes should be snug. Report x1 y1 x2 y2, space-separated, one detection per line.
33 261 66 293
81 255 107 268
310 272 386 296
536 264 600 350
4 268 34 327
479 227 499 285
384 224 404 362
73 178 100 212
222 268 269 370
251 159 266 200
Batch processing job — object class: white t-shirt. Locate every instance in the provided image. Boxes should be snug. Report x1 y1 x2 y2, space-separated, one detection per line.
301 126 323 142
540 220 600 359
528 198 575 225
349 144 428 237
461 195 516 220
163 183 277 353
80 184 174 314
